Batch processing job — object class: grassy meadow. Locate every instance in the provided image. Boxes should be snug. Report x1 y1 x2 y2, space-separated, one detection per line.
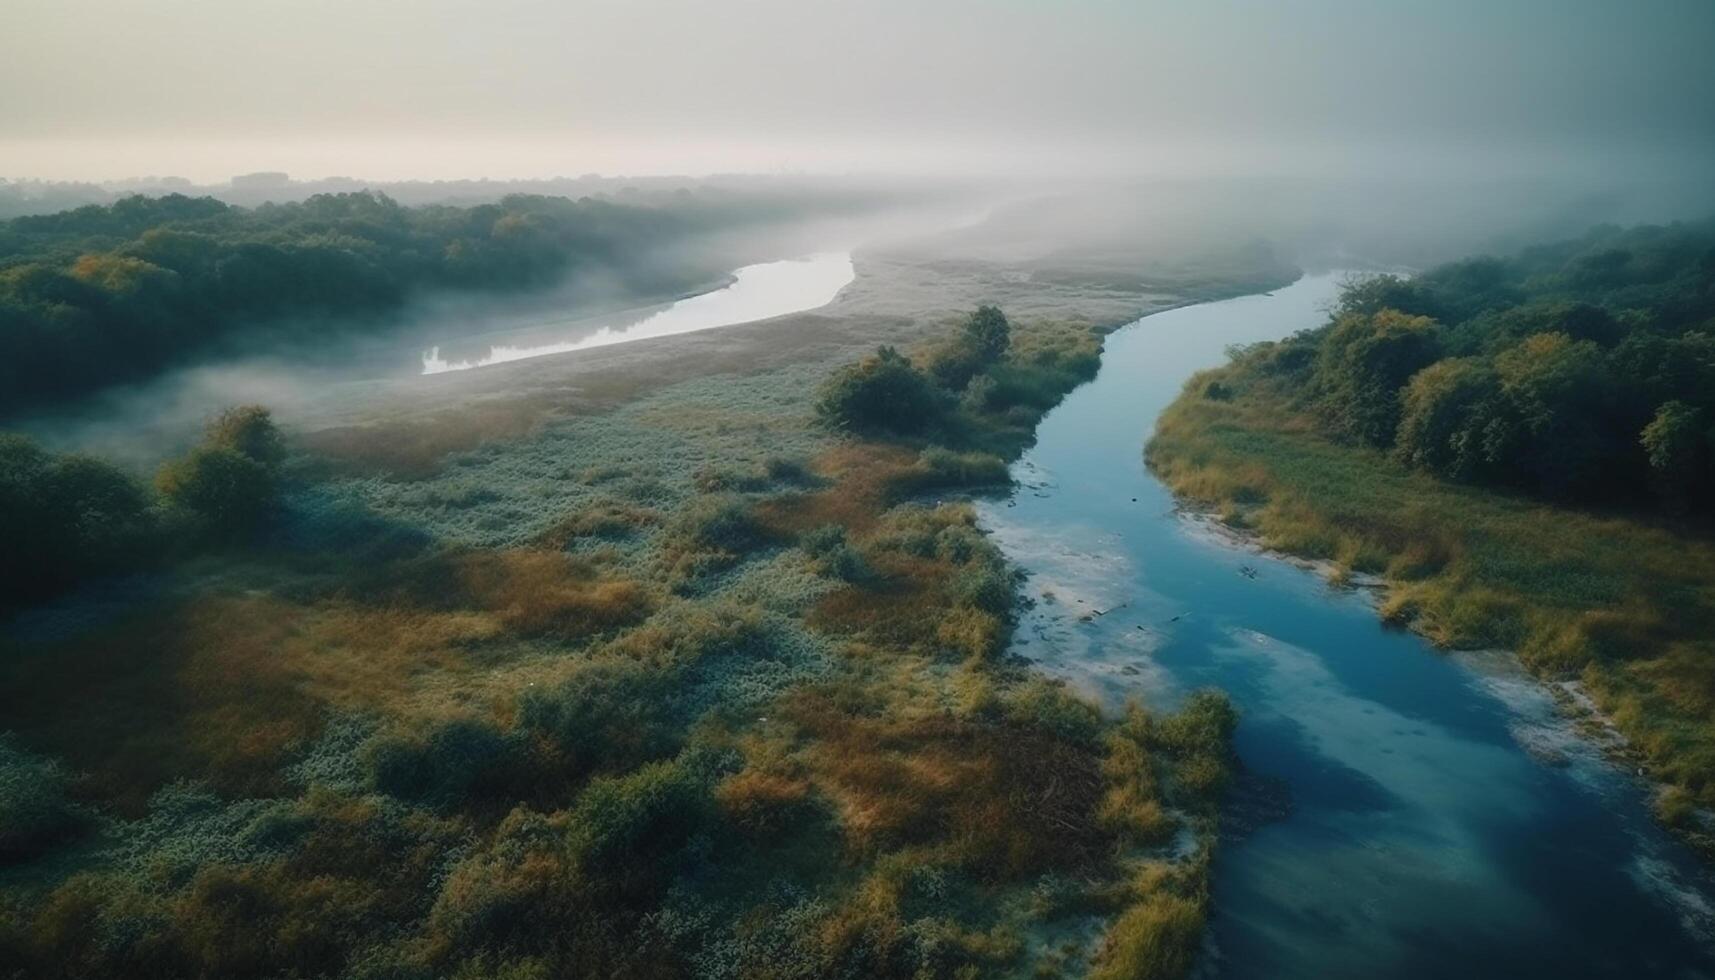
1 307 1237 979
1148 364 1715 845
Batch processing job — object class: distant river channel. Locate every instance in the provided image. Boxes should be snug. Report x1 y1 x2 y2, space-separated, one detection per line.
978 273 1715 979
421 251 854 373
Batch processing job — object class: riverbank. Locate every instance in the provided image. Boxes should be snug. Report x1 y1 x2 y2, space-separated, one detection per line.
1146 359 1715 854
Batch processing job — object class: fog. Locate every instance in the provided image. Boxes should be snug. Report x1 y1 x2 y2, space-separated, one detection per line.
5 0 1714 464
4 0 1712 182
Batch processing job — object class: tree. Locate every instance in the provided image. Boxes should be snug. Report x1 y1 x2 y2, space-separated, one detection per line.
1311 308 1441 447
815 346 944 434
0 433 156 606
156 447 276 537
156 405 286 537
1640 401 1711 508
964 305 1011 361
204 404 286 468
926 306 1013 391
1394 359 1503 480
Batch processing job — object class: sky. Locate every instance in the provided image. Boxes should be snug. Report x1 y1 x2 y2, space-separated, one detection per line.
4 0 1713 182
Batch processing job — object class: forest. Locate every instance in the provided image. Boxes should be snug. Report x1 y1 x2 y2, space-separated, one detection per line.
0 188 846 415
1247 220 1715 512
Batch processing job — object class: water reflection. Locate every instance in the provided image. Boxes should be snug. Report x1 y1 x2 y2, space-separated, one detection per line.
421 251 854 373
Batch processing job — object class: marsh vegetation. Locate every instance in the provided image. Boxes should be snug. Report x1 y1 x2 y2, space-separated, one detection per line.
1 300 1235 979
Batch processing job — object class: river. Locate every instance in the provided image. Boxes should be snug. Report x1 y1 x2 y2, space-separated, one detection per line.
977 273 1715 978
420 251 854 373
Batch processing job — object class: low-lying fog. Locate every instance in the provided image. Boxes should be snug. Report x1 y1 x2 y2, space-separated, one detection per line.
15 170 1715 471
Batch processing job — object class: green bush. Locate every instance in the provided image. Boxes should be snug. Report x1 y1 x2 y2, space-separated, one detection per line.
156 405 286 538
665 493 767 556
567 756 711 876
0 433 157 606
367 718 514 807
516 661 683 779
0 736 86 863
815 346 944 434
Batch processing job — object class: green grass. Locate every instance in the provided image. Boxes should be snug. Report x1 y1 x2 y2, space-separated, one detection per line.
1149 363 1715 825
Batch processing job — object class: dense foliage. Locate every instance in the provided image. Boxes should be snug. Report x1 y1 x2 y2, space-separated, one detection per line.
0 191 755 414
0 432 157 606
1248 221 1715 511
816 304 1103 455
0 405 285 608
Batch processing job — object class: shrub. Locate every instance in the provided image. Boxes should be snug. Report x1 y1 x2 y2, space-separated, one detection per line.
156 446 277 536
0 433 158 606
568 756 711 876
157 406 287 538
515 660 684 780
1002 678 1102 746
667 494 766 554
367 718 515 808
889 448 1010 499
815 347 944 434
714 769 813 833
0 736 86 863
204 405 287 468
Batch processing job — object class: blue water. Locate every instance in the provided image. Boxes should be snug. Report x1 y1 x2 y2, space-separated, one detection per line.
978 273 1715 978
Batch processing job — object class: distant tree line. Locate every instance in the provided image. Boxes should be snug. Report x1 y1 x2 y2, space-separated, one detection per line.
1223 221 1715 513
0 190 774 414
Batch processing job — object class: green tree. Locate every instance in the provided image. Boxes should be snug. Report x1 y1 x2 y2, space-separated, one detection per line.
156 405 286 537
156 447 276 536
204 404 287 468
1311 309 1442 447
964 305 1011 361
1395 359 1503 480
926 306 1013 390
0 433 156 606
1640 401 1711 507
815 346 944 434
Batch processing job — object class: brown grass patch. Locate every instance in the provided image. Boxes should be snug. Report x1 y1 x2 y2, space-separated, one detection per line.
755 442 919 536
782 690 1107 877
453 550 654 638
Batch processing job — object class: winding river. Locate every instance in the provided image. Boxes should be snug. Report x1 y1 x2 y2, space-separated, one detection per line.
978 273 1715 978
421 251 854 373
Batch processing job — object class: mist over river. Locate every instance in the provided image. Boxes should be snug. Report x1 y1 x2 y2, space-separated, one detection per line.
979 274 1715 979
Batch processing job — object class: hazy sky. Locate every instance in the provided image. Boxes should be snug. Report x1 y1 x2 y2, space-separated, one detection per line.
4 0 1713 181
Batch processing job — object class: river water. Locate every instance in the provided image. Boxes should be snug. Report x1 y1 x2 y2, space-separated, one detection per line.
421 251 854 373
977 273 1715 978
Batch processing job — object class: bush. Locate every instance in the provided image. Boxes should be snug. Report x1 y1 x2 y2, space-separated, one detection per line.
815 347 944 435
368 718 515 807
924 306 1012 391
156 446 277 536
895 448 1010 498
0 433 157 606
568 756 711 875
0 736 86 863
204 405 287 468
157 405 286 538
515 660 684 780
